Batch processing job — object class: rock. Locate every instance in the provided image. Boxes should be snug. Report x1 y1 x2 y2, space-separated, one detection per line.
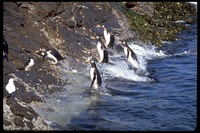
14 117 25 128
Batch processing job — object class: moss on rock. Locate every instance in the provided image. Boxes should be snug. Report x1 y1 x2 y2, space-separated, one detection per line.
116 2 197 46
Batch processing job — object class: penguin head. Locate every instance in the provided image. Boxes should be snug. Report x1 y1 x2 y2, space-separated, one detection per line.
9 78 15 83
96 24 106 30
85 51 92 63
96 24 102 28
86 54 98 66
101 25 105 29
89 58 97 67
35 48 47 56
30 58 34 63
119 40 127 47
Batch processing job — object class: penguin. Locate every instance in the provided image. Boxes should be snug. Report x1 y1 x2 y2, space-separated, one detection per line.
3 37 9 61
120 41 140 70
43 50 58 65
88 56 102 93
95 36 109 63
97 25 115 49
24 57 34 71
35 48 65 64
5 78 16 94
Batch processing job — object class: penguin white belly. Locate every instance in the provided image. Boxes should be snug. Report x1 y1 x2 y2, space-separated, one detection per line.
97 44 104 62
46 54 58 64
104 30 110 46
25 59 34 71
90 68 95 81
90 68 99 90
128 56 140 69
93 78 99 90
124 47 128 58
6 81 15 94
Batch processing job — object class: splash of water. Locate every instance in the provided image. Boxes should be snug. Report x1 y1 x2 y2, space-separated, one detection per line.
99 41 167 82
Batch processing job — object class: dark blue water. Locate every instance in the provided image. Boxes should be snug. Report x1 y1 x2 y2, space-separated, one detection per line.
64 24 197 131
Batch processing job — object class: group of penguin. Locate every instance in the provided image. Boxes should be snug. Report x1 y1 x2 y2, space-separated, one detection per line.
87 24 142 93
3 37 66 95
3 24 142 95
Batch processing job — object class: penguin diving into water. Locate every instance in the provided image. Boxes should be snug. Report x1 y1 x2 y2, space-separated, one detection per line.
96 25 115 49
3 37 9 61
87 54 102 93
119 41 141 72
35 48 65 64
91 36 109 64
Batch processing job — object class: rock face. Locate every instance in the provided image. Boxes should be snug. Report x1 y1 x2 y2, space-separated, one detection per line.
3 2 132 130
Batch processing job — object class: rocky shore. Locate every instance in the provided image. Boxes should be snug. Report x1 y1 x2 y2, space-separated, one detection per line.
3 2 196 130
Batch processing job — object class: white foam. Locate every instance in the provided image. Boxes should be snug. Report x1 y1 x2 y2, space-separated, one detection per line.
98 41 167 82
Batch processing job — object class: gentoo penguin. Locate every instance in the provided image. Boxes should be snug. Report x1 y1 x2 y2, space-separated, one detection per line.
120 41 140 70
88 56 102 93
5 78 16 94
43 50 58 64
97 25 115 49
3 37 9 61
97 36 109 63
24 57 34 71
93 36 109 63
35 48 65 64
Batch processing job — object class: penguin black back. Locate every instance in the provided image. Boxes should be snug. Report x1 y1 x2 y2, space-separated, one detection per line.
109 34 115 49
103 50 109 63
96 37 109 64
123 41 139 62
47 48 65 61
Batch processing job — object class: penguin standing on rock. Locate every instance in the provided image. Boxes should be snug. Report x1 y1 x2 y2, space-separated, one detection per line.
5 78 16 94
87 55 102 93
24 56 35 71
17 56 35 71
96 36 109 63
5 78 21 100
3 37 9 61
119 41 141 71
91 36 109 64
96 25 115 49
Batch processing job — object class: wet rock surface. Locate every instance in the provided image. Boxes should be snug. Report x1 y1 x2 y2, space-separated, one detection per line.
3 2 196 130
